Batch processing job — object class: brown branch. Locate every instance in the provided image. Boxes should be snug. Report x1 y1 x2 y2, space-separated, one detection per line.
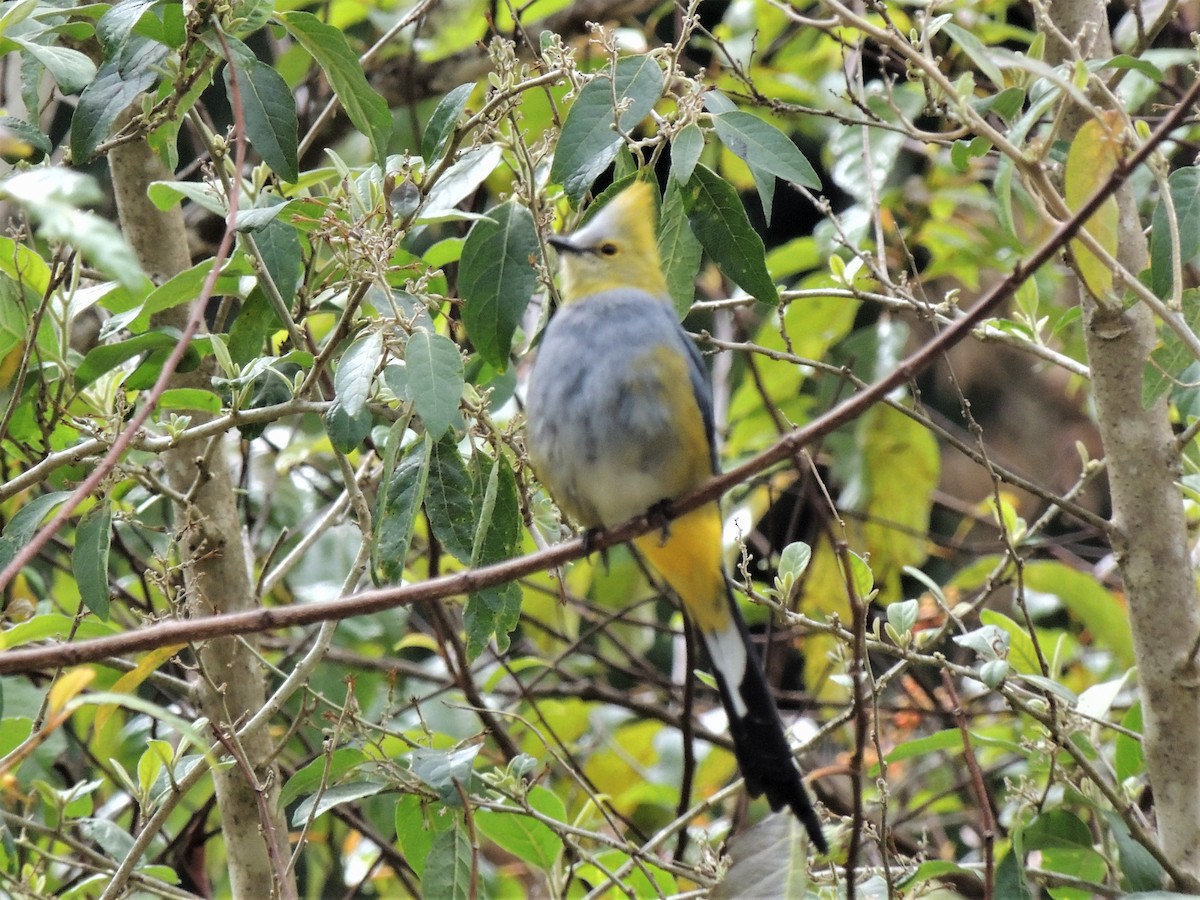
942 671 996 899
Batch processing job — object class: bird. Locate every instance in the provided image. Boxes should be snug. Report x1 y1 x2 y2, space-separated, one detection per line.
524 179 827 852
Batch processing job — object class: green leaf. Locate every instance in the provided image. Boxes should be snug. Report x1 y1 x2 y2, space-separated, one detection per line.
95 0 155 52
77 818 135 862
712 814 810 898
325 399 372 453
0 235 50 297
670 122 704 184
712 111 820 189
224 52 299 183
410 745 480 802
1097 54 1165 82
747 160 777 225
1105 811 1163 892
470 454 520 567
1143 290 1200 407
1022 560 1134 667
280 747 368 806
844 549 874 600
11 38 95 95
950 135 992 172
978 610 1041 675
550 54 664 205
158 388 222 413
255 215 303 301
423 820 471 900
0 0 38 35
277 11 391 162
1150 167 1200 299
99 256 252 338
995 848 1034 900
227 289 279 366
325 383 371 446
682 165 779 304
405 330 464 440
76 329 195 389
878 727 1020 771
0 283 24 362
0 491 70 574
0 170 145 292
465 580 523 657
418 145 504 222
72 501 113 620
1025 809 1107 890
702 90 737 114
459 200 539 370
464 456 523 657
475 803 563 872
422 82 474 163
129 343 204 392
291 781 385 827
424 438 477 563
971 86 1026 122
1115 702 1144 783
395 794 439 877
333 330 382 419
0 614 120 651
942 22 1006 89
373 434 431 582
779 541 812 579
146 179 228 215
657 178 702 317
70 37 166 162
136 741 168 798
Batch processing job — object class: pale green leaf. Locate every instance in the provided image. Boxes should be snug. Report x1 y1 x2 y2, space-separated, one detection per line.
712 111 820 189
459 199 539 370
551 55 664 205
405 330 464 440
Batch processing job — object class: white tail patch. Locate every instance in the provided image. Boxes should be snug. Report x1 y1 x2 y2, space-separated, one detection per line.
704 624 750 718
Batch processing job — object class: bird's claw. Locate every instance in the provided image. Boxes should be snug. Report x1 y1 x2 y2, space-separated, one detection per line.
581 527 610 569
648 499 674 544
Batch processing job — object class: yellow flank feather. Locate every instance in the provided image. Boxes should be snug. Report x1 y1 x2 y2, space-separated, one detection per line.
633 505 731 634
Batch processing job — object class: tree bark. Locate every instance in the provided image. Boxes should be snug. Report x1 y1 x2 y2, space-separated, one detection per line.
108 134 295 897
1046 0 1200 882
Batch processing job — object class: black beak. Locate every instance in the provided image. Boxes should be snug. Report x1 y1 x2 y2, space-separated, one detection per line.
547 235 582 254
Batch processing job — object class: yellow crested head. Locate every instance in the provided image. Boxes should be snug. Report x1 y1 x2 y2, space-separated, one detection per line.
549 181 669 303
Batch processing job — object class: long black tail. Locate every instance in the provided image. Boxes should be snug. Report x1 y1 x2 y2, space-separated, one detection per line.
699 593 828 853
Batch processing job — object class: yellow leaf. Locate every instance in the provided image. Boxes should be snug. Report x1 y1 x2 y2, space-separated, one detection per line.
800 530 858 698
94 644 184 733
394 632 439 653
1064 110 1123 299
48 667 96 714
0 340 26 390
861 404 940 594
583 719 662 816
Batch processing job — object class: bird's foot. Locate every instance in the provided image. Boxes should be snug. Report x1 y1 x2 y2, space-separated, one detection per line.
647 499 675 544
581 527 610 569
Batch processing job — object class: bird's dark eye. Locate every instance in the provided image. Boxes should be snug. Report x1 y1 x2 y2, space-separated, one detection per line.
598 242 619 256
